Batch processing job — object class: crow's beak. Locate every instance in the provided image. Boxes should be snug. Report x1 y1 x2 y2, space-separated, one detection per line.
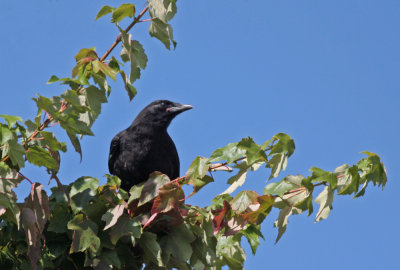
167 103 193 114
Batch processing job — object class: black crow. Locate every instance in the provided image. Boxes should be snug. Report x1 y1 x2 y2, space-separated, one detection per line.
108 100 193 191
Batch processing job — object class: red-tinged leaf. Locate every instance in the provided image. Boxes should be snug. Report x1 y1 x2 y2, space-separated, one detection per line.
213 200 231 234
21 208 40 270
143 212 160 229
138 172 170 206
242 195 274 224
75 48 98 62
151 181 184 214
109 214 141 245
225 215 247 236
24 183 50 233
22 183 51 269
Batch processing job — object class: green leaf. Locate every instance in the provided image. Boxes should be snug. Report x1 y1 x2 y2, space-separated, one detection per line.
188 175 214 194
216 235 246 270
60 116 94 136
209 142 245 164
33 95 62 119
70 177 99 213
26 146 59 170
92 60 117 81
75 48 98 62
273 206 292 243
294 193 313 216
241 225 264 255
48 203 71 233
0 115 23 128
220 170 247 195
185 156 211 192
5 140 26 169
159 223 196 264
120 71 137 101
269 133 295 157
92 72 111 95
40 131 67 152
314 186 334 222
120 39 148 69
357 151 387 191
139 232 164 267
61 90 87 112
67 214 101 255
149 18 176 50
267 153 287 179
237 137 267 165
230 191 259 214
46 75 82 89
67 131 82 161
112 3 135 23
148 0 177 23
119 34 148 99
0 168 22 226
263 176 300 197
93 250 122 269
189 215 216 267
80 86 108 127
96 5 115 20
109 214 142 245
128 182 145 204
186 156 210 180
310 167 337 189
336 165 360 195
101 204 125 230
138 172 170 206
0 124 13 145
69 176 99 196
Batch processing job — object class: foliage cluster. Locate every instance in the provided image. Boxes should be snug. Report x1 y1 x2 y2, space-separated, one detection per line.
0 1 387 269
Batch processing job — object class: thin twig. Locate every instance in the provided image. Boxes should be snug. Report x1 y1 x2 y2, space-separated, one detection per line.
0 5 150 164
99 6 149 62
139 18 152 22
18 172 33 185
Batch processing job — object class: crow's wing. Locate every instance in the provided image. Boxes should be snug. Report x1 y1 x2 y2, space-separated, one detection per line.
108 135 120 175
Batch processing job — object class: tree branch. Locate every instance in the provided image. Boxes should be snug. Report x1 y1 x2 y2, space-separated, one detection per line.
0 5 150 164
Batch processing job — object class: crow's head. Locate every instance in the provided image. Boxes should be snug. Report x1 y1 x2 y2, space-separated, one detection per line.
132 100 193 129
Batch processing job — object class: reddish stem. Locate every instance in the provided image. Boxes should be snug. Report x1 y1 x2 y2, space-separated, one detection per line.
18 172 33 185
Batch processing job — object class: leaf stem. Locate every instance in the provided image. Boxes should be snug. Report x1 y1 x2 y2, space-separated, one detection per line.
18 172 33 185
99 6 149 62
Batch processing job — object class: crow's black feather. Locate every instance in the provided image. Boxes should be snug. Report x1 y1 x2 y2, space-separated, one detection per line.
108 100 192 191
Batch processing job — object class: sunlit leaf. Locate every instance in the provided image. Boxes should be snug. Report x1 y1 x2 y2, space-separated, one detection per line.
96 5 115 20
314 186 334 222
149 18 176 50
148 0 177 23
209 142 245 164
112 3 135 23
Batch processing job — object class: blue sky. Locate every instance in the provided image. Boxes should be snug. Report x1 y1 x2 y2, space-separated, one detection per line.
1 0 399 269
